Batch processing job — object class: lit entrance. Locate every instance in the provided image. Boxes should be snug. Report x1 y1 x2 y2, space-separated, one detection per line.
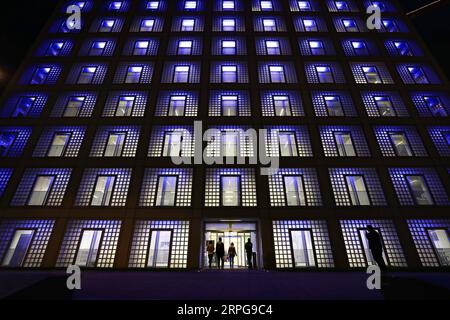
204 221 259 269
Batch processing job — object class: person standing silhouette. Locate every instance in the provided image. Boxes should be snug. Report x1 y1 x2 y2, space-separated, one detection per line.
216 237 225 269
228 242 237 269
366 225 387 272
245 238 253 269
206 241 215 268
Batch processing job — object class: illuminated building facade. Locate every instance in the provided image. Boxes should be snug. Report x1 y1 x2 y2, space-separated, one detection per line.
0 0 449 271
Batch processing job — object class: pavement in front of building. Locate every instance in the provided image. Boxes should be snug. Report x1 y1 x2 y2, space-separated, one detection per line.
0 270 450 300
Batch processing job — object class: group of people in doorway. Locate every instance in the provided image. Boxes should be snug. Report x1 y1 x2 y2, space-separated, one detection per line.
206 238 254 269
205 226 387 272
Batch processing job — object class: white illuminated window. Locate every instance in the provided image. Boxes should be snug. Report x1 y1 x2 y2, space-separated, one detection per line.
427 229 450 266
278 132 297 156
89 41 107 56
133 41 149 55
116 96 135 117
273 95 291 116
221 176 240 206
388 132 413 156
406 175 434 205
104 132 126 157
173 65 190 83
181 19 195 31
91 175 115 206
47 133 70 157
265 40 280 55
302 18 317 32
222 0 235 10
184 0 197 10
222 18 236 31
147 1 159 10
324 96 344 116
163 131 183 157
169 96 187 116
64 96 85 117
334 132 356 156
262 18 276 31
99 19 115 32
362 66 382 84
297 1 311 11
28 176 55 206
222 40 236 55
221 131 239 157
221 95 238 116
1 230 35 267
283 176 306 206
269 65 285 83
140 19 155 32
177 40 193 55
125 66 143 83
77 66 97 84
346 175 370 206
374 96 396 117
316 66 333 83
260 1 273 10
221 65 237 83
75 230 103 267
156 176 177 206
148 230 172 267
290 230 316 267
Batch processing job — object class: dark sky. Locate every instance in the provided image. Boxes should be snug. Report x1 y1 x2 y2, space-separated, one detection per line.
0 0 449 92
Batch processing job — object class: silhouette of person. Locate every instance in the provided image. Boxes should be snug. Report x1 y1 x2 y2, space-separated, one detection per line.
244 238 253 269
216 237 225 269
228 242 237 269
366 225 387 272
206 241 215 268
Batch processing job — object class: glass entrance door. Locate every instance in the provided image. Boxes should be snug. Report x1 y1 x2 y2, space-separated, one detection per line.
204 222 259 269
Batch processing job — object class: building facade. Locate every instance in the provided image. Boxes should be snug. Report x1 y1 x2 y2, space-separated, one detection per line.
0 0 449 270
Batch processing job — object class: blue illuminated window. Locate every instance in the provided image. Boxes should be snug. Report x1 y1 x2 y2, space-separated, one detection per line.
181 18 195 31
221 65 237 83
147 1 160 10
125 66 143 83
324 96 344 116
424 96 447 117
351 41 368 55
99 19 115 32
374 96 396 117
302 19 317 32
0 132 18 157
184 0 197 10
13 97 36 117
262 18 277 31
394 41 412 56
222 18 236 31
222 0 235 10
442 132 450 146
309 40 324 55
77 67 97 84
169 96 186 116
265 40 281 55
316 66 334 83
222 40 236 55
133 41 149 55
335 1 349 11
30 67 51 85
140 19 155 31
362 66 382 84
46 41 64 56
109 1 123 10
173 66 190 83
64 96 86 117
408 66 429 84
116 96 135 116
382 19 398 32
260 0 273 10
89 41 107 56
221 95 238 116
221 175 241 206
273 95 291 116
269 66 286 83
342 19 358 32
297 1 311 11
177 40 193 55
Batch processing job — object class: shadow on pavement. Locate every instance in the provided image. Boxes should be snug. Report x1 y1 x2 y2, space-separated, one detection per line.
4 276 73 300
381 275 450 300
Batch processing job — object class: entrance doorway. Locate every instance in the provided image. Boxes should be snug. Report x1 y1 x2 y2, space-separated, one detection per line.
204 221 260 269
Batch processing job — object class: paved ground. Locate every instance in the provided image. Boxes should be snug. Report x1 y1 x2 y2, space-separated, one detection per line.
1 270 450 300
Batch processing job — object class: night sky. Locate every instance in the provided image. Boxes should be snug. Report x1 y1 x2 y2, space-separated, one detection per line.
0 0 449 93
